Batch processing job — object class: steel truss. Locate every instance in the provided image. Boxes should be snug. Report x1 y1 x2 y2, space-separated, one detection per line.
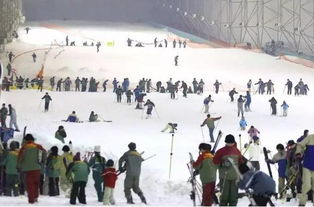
155 0 314 56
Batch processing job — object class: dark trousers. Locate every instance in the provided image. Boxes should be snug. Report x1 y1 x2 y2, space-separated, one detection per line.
170 92 175 99
19 172 25 195
202 182 215 206
1 117 7 128
38 85 43 92
44 102 49 111
56 85 61 91
117 95 122 103
287 87 292 95
48 177 60 196
25 170 40 203
39 174 44 195
70 181 86 204
0 167 6 195
5 174 19 196
253 194 270 206
127 97 131 103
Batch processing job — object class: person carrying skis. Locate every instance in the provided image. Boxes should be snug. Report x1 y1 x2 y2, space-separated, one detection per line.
239 116 247 131
144 99 155 119
203 95 214 113
118 142 146 204
55 125 67 143
229 88 238 102
266 144 287 199
102 159 118 205
8 104 20 132
213 134 243 206
237 95 245 117
191 143 217 206
42 92 52 112
238 163 276 206
213 80 221 94
285 79 293 95
247 126 260 142
200 114 222 143
66 111 79 122
269 97 277 115
89 111 98 122
46 146 61 196
88 146 106 202
66 152 90 205
281 101 289 117
296 134 314 206
60 145 73 196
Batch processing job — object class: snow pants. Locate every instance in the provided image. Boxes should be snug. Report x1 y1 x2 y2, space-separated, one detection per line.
25 170 40 203
5 174 19 196
103 187 115 205
70 181 86 205
48 177 60 196
202 182 215 206
253 194 271 206
299 167 314 205
124 174 142 198
278 177 286 198
93 172 104 202
219 179 238 206
204 104 209 113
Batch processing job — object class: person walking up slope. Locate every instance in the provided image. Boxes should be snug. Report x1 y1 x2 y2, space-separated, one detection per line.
201 114 221 143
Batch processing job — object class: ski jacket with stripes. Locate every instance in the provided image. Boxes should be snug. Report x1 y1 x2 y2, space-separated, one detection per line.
18 141 46 172
193 152 217 183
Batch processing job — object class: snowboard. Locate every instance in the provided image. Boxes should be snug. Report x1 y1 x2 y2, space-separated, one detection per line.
263 147 273 178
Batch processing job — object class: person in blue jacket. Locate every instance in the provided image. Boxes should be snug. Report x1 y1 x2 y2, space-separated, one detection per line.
281 101 289 117
244 91 251 112
112 78 119 93
239 116 247 131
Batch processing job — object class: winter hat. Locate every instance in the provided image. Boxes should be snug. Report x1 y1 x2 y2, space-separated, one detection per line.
276 144 284 151
128 142 136 150
73 152 81 161
106 159 114 167
50 146 58 155
252 136 259 142
287 140 296 146
239 163 250 174
94 145 101 153
24 134 35 141
9 141 19 150
225 134 235 144
62 145 70 152
58 125 64 130
199 143 212 151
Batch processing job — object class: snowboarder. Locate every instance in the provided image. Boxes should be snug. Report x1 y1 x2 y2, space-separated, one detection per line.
0 103 8 128
229 88 238 102
281 101 289 117
102 159 118 205
32 53 37 63
213 134 243 206
285 79 293 95
118 142 146 204
200 114 222 143
269 97 277 115
41 92 52 112
66 111 79 122
174 55 179 66
238 163 276 206
8 104 20 131
237 95 245 117
66 152 90 205
203 95 214 113
144 99 155 119
191 143 217 206
46 146 61 196
55 125 67 143
213 80 221 94
18 134 47 204
239 116 247 131
88 146 106 202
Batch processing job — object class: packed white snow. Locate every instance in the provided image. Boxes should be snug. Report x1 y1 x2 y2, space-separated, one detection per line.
0 21 313 206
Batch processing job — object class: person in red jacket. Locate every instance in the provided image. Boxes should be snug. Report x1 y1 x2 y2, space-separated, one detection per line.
102 159 118 205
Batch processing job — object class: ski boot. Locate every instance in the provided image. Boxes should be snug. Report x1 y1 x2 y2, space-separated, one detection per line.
138 192 147 204
126 195 134 204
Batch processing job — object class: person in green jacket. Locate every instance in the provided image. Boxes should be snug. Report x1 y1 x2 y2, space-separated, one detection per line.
192 143 217 206
66 152 90 205
46 146 61 196
88 145 106 202
200 114 222 143
89 111 99 122
17 134 47 204
4 141 20 196
55 125 67 143
60 145 73 196
118 142 146 204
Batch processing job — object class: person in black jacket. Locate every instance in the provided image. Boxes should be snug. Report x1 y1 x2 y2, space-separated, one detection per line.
269 97 277 115
42 92 52 112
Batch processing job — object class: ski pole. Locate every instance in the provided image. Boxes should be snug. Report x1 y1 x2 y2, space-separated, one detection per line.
144 154 156 161
169 133 175 179
200 127 205 142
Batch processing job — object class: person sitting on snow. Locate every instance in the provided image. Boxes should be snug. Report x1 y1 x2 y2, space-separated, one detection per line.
89 111 99 122
66 111 79 122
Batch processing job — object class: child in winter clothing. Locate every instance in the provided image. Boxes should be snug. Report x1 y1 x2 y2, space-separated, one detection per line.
102 159 118 205
55 125 67 143
281 101 289 117
248 126 260 142
4 141 20 196
239 117 247 131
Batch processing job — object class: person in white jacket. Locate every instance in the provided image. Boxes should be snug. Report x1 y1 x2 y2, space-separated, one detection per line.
8 104 20 131
247 136 262 170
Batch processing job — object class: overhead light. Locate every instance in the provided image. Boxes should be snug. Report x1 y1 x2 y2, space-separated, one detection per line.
184 12 188 16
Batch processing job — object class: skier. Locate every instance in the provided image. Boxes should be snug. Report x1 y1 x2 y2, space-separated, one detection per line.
266 80 274 95
255 78 264 94
59 145 73 196
156 81 162 92
66 111 79 122
269 97 277 115
183 40 187 48
81 78 88 92
102 159 118 205
4 141 20 196
144 99 155 119
66 152 90 205
126 90 133 104
198 79 205 94
96 42 101 52
191 143 217 206
89 111 98 122
169 83 176 99
127 38 132 47
164 39 168 48
229 88 238 102
32 53 37 63
118 142 146 204
174 55 179 66
18 134 47 204
50 76 55 90
37 77 44 92
285 79 293 95
213 134 243 206
55 125 67 143
75 77 81 91
238 163 276 206
294 84 300 96
6 63 12 76
247 136 262 170
8 104 20 131
296 134 314 206
281 101 289 117
237 95 245 117
64 77 72 91
88 146 106 202
41 92 52 112
203 95 214 113
0 103 8 128
122 78 130 93
213 80 221 94
25 27 30 34
135 92 146 109
115 86 123 103
200 114 222 143
239 116 247 131
178 40 182 48
112 78 119 93
247 126 260 141
302 84 309 95
244 91 252 112
266 144 287 199
46 146 61 196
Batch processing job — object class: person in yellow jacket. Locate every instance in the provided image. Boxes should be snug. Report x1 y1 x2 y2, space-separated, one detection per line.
59 145 73 197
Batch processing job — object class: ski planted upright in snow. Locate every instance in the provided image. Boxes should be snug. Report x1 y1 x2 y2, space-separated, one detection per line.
211 130 223 154
263 147 273 178
187 152 197 207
